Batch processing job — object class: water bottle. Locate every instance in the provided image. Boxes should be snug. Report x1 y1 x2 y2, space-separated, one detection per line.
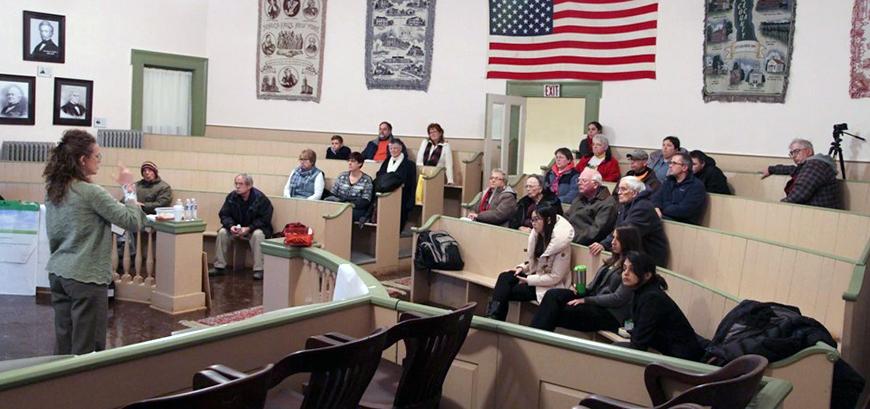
173 199 183 222
573 265 587 296
191 198 198 220
184 198 192 220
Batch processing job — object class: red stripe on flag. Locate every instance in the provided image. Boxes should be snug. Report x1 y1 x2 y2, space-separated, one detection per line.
489 54 655 66
553 20 657 35
554 0 637 4
489 37 656 51
553 3 658 19
486 70 656 81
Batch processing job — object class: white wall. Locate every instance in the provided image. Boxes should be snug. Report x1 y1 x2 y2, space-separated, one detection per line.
0 0 208 144
3 1 867 161
206 1 870 161
206 0 504 140
600 1 870 162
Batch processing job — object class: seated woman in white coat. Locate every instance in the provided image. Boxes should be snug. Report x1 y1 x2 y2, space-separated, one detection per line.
416 122 454 185
485 203 574 321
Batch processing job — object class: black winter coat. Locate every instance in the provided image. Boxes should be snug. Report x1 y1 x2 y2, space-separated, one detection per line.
694 154 731 195
509 189 562 229
602 190 670 267
629 280 703 361
219 187 274 238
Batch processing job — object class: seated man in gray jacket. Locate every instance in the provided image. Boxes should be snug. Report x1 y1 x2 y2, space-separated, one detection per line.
467 168 517 227
566 168 618 245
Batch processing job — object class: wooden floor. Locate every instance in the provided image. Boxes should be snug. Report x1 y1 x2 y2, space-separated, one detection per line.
0 268 263 361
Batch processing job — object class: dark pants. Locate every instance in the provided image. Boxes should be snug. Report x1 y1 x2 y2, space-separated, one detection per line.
49 273 108 355
492 271 537 303
530 288 620 332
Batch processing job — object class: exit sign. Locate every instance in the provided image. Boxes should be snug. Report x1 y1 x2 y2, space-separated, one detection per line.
543 84 560 97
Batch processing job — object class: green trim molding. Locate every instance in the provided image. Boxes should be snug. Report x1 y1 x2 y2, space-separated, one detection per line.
506 80 603 127
130 49 208 136
149 219 207 235
0 201 40 211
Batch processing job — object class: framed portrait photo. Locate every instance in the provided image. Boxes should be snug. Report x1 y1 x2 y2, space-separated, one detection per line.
23 11 66 64
53 78 93 126
0 74 36 125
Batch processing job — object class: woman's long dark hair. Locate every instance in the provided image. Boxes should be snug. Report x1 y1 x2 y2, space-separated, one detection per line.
43 129 96 205
604 225 643 268
532 203 559 259
624 250 668 290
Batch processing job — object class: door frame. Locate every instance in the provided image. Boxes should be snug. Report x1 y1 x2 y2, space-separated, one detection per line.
505 80 603 131
130 49 208 136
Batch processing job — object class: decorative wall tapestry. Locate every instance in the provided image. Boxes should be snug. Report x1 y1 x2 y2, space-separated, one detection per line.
257 0 327 102
702 0 797 103
850 0 870 98
365 0 436 91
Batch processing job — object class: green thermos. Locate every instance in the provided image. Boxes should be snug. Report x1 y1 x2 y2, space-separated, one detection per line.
574 265 587 296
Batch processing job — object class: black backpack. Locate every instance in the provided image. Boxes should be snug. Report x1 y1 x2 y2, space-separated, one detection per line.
414 231 464 271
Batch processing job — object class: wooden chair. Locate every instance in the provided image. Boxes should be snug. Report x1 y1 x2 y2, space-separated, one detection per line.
122 364 273 409
576 354 768 409
317 302 477 409
258 327 388 409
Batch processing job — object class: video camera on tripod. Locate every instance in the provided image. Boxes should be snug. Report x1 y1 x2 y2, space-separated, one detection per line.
829 123 866 180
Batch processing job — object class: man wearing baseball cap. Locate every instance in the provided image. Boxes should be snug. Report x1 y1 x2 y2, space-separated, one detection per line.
618 149 661 194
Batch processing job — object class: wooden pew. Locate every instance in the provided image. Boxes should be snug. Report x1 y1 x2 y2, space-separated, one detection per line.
661 220 870 380
142 134 485 215
0 296 794 409
410 215 835 409
725 171 870 215
607 145 870 181
702 193 870 262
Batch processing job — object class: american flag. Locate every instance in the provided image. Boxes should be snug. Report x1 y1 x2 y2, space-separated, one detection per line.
487 0 658 81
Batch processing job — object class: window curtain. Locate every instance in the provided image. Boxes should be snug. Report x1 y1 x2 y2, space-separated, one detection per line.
143 67 192 135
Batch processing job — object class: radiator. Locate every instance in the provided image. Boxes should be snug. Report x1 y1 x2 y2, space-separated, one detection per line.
0 141 55 162
97 129 143 149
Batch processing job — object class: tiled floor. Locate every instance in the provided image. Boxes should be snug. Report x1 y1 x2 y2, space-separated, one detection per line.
0 268 263 361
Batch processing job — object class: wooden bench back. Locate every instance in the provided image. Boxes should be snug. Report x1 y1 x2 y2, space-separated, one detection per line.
418 216 739 339
703 193 870 261
725 172 870 215
664 220 858 340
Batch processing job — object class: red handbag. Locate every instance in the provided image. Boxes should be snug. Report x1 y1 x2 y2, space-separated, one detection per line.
283 223 313 247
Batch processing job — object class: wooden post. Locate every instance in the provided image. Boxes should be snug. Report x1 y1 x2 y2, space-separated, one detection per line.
149 220 207 315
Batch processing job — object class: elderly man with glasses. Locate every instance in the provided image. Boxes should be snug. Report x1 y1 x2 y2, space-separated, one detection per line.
467 169 517 227
762 138 841 209
566 168 617 245
651 151 708 225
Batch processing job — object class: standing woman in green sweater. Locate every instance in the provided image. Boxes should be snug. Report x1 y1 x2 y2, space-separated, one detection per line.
43 129 145 354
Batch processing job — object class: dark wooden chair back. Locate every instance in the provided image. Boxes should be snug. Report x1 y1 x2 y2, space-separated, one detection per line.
122 364 273 409
388 302 476 409
646 354 768 408
577 354 768 409
270 327 388 409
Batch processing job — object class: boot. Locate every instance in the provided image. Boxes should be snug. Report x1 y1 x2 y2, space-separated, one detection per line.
485 301 507 321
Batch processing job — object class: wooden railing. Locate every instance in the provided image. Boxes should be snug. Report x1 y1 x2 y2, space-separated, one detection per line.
111 227 157 303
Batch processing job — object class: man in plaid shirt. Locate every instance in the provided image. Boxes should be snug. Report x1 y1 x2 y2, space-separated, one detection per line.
762 139 842 209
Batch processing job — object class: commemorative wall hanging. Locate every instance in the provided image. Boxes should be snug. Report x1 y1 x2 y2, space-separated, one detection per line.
364 0 436 91
257 0 327 102
702 0 797 103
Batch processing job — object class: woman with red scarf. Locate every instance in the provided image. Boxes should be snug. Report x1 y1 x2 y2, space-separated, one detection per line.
545 147 579 204
575 134 620 182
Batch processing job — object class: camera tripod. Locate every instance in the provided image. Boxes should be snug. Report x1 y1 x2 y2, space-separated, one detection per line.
830 124 866 180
